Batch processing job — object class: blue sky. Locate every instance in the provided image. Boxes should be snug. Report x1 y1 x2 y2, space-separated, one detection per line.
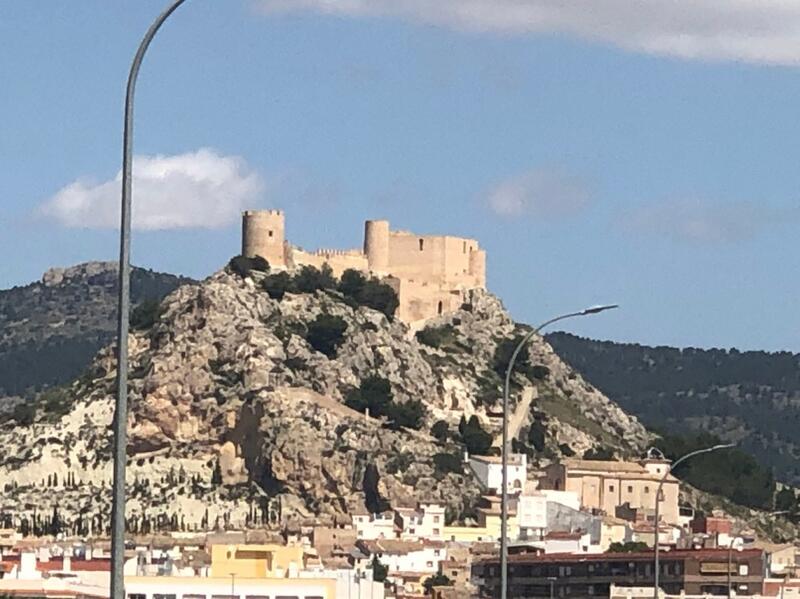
2 1 800 351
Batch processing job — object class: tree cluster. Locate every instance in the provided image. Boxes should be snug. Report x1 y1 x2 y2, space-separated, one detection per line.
654 432 775 510
345 375 426 430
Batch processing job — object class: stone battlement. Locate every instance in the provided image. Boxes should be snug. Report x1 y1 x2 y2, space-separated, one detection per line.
311 248 364 257
241 209 486 322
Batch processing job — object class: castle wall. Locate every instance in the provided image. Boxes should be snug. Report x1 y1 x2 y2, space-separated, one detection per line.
242 210 286 268
290 248 368 278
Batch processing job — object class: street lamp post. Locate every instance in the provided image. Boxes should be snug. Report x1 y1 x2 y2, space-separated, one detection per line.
110 2 189 599
499 304 619 599
651 443 734 599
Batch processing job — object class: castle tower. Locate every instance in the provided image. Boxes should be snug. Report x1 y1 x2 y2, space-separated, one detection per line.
242 210 286 268
364 219 390 272
468 247 487 287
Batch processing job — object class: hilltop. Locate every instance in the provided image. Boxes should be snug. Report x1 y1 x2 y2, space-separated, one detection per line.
0 262 194 399
548 332 800 486
0 261 648 533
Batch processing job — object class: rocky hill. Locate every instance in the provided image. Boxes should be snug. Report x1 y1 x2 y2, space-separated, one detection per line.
547 332 800 486
0 262 194 398
0 264 649 534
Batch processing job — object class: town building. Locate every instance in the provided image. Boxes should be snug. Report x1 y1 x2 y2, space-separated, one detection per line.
469 454 527 495
540 456 680 524
241 210 487 323
472 548 766 599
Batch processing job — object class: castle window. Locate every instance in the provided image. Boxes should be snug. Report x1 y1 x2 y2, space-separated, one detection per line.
419 238 424 251
463 241 466 253
268 230 273 237
437 301 443 315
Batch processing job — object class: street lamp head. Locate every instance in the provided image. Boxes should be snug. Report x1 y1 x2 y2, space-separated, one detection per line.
711 443 736 451
581 304 619 315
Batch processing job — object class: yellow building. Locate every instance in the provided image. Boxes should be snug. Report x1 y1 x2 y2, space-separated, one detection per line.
541 457 680 524
209 543 305 578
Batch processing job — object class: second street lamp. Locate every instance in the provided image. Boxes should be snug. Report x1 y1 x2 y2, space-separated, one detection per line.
499 304 619 599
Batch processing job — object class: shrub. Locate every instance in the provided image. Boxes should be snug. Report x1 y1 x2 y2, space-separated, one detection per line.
423 574 453 594
262 271 294 300
294 264 336 294
338 269 399 318
305 314 348 358
371 556 388 583
345 375 393 417
130 298 165 330
228 255 270 277
528 420 546 452
39 386 72 416
339 269 366 298
359 279 399 318
583 446 615 461
608 541 650 553
433 452 463 477
416 324 458 350
363 463 390 514
559 443 576 457
493 336 549 381
385 452 414 474
12 402 36 426
385 398 426 431
460 415 493 456
431 420 450 442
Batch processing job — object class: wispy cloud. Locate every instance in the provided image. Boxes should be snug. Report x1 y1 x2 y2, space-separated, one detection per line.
255 0 800 66
622 198 796 243
486 167 591 219
38 149 264 230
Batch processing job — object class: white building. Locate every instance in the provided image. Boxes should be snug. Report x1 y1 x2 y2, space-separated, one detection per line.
395 503 445 541
516 492 548 541
469 454 527 494
353 510 396 540
357 539 445 576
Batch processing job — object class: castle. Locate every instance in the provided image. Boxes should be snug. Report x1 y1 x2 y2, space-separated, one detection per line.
241 210 487 323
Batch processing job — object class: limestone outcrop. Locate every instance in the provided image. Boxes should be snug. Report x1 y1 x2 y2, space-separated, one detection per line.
0 266 649 533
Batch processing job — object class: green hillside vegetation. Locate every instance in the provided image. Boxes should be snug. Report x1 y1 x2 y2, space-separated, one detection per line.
548 331 800 485
0 265 194 397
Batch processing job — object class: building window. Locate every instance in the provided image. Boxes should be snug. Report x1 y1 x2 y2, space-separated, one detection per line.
427 561 433 567
645 486 650 493
127 595 146 599
437 300 443 314
433 515 440 523
154 595 177 599
627 485 633 493
268 230 273 237
609 485 615 492
419 238 424 251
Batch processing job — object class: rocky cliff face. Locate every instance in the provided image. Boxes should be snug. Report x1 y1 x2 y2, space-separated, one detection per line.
0 266 649 533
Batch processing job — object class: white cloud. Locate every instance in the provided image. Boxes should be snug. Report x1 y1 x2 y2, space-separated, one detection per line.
38 148 264 230
622 198 795 243
255 0 800 66
487 167 591 219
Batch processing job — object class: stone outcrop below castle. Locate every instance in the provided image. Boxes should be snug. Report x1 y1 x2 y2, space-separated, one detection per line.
0 266 649 532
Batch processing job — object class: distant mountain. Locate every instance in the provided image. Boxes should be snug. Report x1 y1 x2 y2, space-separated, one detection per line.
0 262 195 397
547 331 800 485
